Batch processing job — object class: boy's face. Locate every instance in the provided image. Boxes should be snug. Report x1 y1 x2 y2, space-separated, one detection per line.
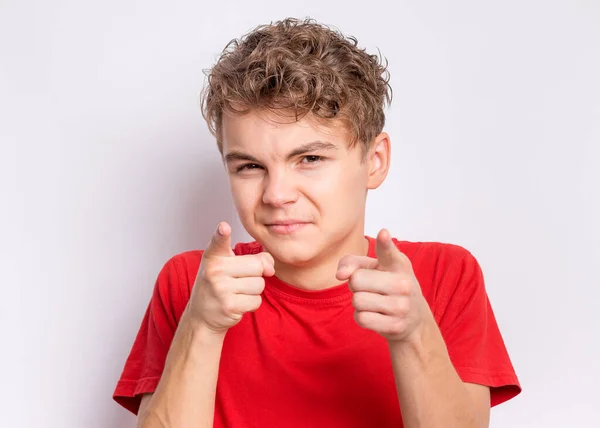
221 109 388 266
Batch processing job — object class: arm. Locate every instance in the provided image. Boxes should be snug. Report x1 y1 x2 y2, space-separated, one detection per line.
136 222 274 428
136 394 153 427
337 230 491 428
137 311 226 428
388 305 490 428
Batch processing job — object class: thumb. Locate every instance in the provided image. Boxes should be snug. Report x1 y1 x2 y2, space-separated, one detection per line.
204 222 235 258
375 229 404 272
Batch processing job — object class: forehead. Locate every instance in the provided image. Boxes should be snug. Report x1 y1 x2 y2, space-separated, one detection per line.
221 109 350 152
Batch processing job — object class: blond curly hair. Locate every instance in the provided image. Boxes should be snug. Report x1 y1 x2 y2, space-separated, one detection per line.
200 18 392 153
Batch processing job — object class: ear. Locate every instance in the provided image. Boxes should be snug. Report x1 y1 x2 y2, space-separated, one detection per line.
366 132 391 190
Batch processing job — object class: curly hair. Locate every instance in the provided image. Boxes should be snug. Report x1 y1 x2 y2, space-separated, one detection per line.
200 18 392 153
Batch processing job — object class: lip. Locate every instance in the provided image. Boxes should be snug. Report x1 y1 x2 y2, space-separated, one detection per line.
265 221 311 235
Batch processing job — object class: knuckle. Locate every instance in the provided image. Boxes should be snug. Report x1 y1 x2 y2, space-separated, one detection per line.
338 255 352 267
243 255 262 274
251 295 263 311
242 277 263 294
348 271 362 291
391 297 408 315
204 259 225 278
352 269 364 281
221 297 237 315
351 292 365 308
395 278 413 295
212 279 228 294
254 256 267 272
354 311 369 328
260 252 274 266
391 319 405 335
255 277 266 292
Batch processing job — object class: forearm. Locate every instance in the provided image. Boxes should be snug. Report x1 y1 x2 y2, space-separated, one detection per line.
140 308 225 428
389 311 483 428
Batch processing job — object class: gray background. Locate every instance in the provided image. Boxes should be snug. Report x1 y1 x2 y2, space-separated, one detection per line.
1 0 598 427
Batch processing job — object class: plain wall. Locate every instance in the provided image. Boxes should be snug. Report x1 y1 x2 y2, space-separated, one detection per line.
1 0 598 427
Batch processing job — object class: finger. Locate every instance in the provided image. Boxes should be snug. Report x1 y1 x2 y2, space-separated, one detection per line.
375 229 411 273
232 294 262 314
354 311 402 336
259 252 276 277
347 268 397 294
232 276 265 295
336 255 379 281
214 253 274 278
204 222 235 258
352 291 407 315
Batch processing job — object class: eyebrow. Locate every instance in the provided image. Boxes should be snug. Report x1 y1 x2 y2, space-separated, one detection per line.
223 140 338 164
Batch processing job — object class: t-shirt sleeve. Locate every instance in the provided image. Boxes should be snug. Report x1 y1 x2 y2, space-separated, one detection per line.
434 248 522 407
112 255 191 415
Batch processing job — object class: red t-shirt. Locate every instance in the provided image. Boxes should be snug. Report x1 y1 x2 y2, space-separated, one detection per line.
114 236 521 427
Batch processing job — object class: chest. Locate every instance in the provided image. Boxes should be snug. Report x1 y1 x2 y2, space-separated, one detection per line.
214 292 403 428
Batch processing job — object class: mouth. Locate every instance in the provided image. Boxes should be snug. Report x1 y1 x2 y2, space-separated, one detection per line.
265 221 311 235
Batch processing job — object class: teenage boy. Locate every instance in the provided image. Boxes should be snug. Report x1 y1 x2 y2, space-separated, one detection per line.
114 18 521 428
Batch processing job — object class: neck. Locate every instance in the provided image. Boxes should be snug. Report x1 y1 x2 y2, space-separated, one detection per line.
272 233 370 291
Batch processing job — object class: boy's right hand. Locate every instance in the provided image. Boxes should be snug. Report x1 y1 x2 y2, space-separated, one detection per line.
186 222 275 334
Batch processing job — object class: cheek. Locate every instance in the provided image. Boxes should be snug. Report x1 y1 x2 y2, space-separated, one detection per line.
230 180 259 218
303 166 366 214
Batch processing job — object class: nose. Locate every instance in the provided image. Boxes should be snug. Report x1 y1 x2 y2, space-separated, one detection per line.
262 170 298 207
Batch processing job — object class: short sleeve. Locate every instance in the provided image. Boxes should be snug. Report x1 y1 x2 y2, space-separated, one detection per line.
112 255 191 414
434 250 522 407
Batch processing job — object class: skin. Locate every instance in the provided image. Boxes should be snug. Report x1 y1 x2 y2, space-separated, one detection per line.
220 109 380 291
137 109 491 428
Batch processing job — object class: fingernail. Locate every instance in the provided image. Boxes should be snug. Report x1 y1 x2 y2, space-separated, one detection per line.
217 223 224 236
383 230 391 246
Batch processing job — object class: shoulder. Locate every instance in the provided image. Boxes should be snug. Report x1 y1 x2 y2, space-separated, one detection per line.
390 238 484 312
391 238 477 270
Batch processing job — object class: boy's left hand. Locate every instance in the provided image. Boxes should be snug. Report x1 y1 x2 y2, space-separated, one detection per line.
336 229 430 343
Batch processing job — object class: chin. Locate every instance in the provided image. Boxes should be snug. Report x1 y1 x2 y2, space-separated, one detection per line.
257 232 321 266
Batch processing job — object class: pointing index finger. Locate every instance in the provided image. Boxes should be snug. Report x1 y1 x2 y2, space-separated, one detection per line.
375 229 412 273
204 222 234 258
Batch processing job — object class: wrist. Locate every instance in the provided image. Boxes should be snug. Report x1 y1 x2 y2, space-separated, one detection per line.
180 307 227 346
388 310 438 357
388 331 425 361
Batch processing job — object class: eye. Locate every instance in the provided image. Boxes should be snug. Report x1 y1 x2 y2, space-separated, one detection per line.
236 163 263 172
301 155 323 164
